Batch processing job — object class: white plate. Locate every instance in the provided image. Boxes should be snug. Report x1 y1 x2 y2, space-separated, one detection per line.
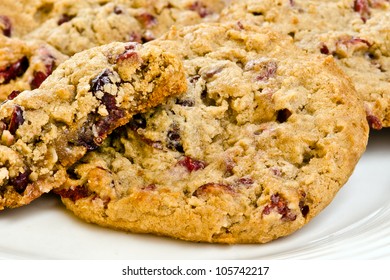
0 129 389 260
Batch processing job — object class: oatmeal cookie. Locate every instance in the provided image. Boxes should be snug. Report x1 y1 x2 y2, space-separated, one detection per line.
25 0 229 56
0 41 186 210
57 23 369 243
0 35 68 101
220 0 390 128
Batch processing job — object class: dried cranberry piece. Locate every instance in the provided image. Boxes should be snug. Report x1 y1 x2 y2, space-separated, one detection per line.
188 1 211 18
189 75 200 84
8 105 25 135
299 191 310 218
9 168 31 194
78 69 125 150
135 13 157 28
0 15 12 37
141 184 157 191
116 49 140 64
178 156 207 172
57 14 75 25
276 108 292 123
262 193 297 221
0 56 29 85
367 114 382 130
193 183 235 197
176 99 195 107
201 67 223 80
113 6 123 14
167 124 184 153
237 177 254 185
55 185 91 202
257 62 277 81
354 0 370 23
31 56 55 90
90 69 113 93
320 43 330 55
129 114 147 130
7 90 21 100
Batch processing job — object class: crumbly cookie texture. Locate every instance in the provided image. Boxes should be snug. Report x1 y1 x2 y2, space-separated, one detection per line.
0 0 104 37
24 0 229 56
220 0 390 128
0 35 68 101
0 41 186 210
57 23 369 244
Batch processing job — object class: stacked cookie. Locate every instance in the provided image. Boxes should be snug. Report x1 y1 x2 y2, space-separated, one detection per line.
0 0 386 243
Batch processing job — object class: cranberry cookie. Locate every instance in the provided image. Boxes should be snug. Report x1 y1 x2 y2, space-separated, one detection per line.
25 0 229 56
0 35 68 101
220 0 390 128
57 23 369 243
0 41 186 210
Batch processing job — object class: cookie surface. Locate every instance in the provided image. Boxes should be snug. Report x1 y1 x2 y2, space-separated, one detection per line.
0 35 68 101
57 22 369 243
0 41 186 210
24 0 229 55
220 0 390 128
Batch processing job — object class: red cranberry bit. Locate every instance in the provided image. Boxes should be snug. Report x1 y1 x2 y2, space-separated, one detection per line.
299 191 310 218
189 75 200 84
276 108 292 123
8 105 25 135
354 0 370 23
135 13 158 28
78 69 125 150
113 6 123 14
116 49 141 64
167 124 184 153
193 183 235 197
201 66 223 80
246 60 278 82
0 15 12 37
289 0 295 6
319 43 330 55
55 185 91 202
0 56 29 85
7 90 21 100
129 113 147 130
141 184 157 191
176 99 195 107
262 193 297 221
366 114 382 130
188 1 211 18
237 177 254 185
236 21 245 30
9 168 31 194
31 57 56 90
90 69 113 93
178 156 207 172
57 14 74 25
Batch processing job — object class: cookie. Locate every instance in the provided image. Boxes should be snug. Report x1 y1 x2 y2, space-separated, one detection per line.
0 35 68 101
57 23 369 243
25 0 229 56
219 0 390 128
0 0 103 38
0 41 186 210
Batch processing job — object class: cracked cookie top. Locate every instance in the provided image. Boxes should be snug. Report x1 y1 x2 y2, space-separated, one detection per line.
57 22 369 243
